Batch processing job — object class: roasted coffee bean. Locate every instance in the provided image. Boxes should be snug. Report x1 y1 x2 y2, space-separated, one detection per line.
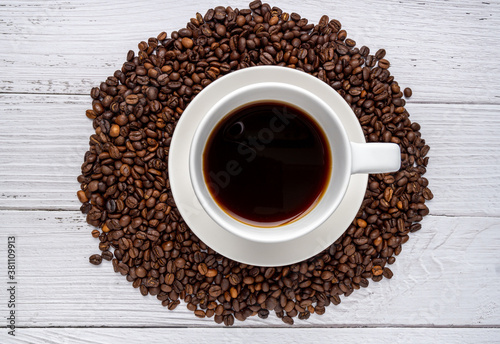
168 300 180 310
249 0 261 10
209 285 222 297
89 254 102 265
117 262 129 275
375 48 386 59
194 310 206 318
265 297 278 310
359 46 369 56
77 190 88 203
383 267 394 279
181 37 194 49
378 58 390 69
224 314 235 326
80 2 431 327
90 87 100 99
372 266 384 276
101 251 113 261
125 94 139 105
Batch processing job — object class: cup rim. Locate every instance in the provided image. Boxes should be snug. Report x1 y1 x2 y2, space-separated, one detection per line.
189 82 352 243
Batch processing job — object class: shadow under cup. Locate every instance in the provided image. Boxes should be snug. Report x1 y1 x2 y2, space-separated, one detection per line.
189 83 352 244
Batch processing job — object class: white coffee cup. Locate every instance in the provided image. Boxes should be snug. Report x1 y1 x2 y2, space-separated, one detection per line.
189 82 400 244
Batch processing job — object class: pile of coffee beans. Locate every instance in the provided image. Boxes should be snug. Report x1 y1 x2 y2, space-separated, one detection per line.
78 1 432 326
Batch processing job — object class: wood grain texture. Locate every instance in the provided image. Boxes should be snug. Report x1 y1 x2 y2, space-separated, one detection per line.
0 211 498 328
1 94 499 216
0 0 499 104
3 328 500 344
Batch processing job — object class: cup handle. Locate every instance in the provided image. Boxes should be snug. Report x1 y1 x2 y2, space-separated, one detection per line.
350 142 401 174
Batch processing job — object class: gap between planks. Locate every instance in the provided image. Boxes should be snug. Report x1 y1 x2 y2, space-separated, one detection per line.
12 324 500 329
0 91 499 107
1 208 499 220
4 327 500 344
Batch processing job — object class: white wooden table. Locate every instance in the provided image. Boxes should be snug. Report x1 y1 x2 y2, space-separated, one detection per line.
1 1 499 343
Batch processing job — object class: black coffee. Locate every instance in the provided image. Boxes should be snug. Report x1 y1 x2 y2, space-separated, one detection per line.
203 101 331 227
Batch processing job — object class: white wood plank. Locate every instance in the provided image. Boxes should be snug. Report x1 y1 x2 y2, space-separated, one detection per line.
3 328 500 344
0 0 499 104
1 94 499 216
0 211 498 327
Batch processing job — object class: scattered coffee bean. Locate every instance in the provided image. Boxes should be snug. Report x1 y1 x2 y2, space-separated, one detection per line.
78 1 431 327
383 267 394 279
89 254 102 265
404 87 413 98
375 48 386 59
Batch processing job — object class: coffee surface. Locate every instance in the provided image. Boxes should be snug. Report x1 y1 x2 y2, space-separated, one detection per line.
203 101 331 226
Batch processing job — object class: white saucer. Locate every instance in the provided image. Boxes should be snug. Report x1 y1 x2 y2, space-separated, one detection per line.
169 66 368 266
